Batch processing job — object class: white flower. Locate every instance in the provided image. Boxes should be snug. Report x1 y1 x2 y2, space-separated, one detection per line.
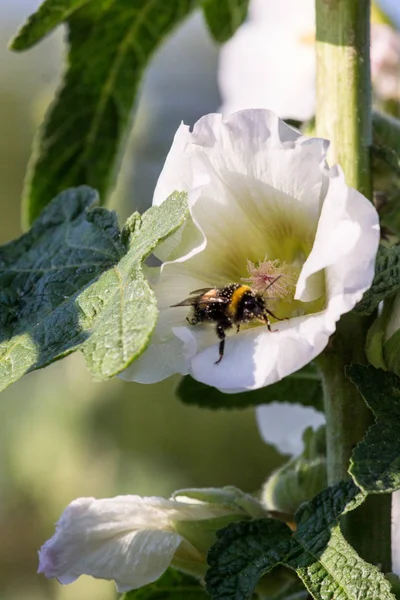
38 490 258 592
122 109 379 392
219 0 315 120
371 23 400 103
219 0 400 120
256 403 325 456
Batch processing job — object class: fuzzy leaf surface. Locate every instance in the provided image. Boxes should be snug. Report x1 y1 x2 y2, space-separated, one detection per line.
122 569 208 600
11 0 195 225
177 365 323 410
201 0 250 42
0 187 188 391
206 480 394 600
346 364 400 493
355 245 400 315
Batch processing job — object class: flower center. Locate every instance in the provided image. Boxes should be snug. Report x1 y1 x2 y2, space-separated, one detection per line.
242 258 297 297
241 257 326 322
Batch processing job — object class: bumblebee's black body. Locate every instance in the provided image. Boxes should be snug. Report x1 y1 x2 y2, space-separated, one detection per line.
171 283 279 364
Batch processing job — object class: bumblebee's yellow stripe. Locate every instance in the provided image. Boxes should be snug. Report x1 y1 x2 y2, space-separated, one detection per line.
228 285 251 317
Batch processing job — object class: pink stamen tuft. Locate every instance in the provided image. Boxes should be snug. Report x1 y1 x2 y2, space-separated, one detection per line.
243 258 296 298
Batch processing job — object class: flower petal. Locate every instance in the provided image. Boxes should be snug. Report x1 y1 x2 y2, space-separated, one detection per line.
155 110 330 281
248 0 314 25
296 165 380 304
153 123 194 207
37 496 186 592
184 166 379 392
155 110 328 210
256 403 325 455
189 111 327 208
120 336 189 383
186 317 319 391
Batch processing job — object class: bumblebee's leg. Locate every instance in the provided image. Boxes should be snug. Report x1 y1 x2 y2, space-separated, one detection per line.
187 307 201 326
265 308 284 321
263 313 272 332
215 324 227 364
186 316 199 325
263 309 286 332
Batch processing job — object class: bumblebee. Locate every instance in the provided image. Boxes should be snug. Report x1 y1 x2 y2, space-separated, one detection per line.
171 280 281 364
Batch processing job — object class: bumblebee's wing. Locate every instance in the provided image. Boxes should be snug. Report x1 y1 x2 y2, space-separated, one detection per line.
171 288 228 307
170 297 200 307
189 287 215 295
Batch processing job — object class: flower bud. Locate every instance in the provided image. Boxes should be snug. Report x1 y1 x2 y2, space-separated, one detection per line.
262 426 327 515
382 293 400 376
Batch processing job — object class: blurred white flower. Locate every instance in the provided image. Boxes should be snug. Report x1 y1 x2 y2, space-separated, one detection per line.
38 488 262 592
256 402 325 455
219 0 400 120
122 109 379 392
371 23 400 102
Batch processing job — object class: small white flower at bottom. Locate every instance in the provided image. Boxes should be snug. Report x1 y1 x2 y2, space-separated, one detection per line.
37 490 261 592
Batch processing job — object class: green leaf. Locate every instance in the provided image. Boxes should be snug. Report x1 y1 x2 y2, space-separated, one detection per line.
10 0 196 225
365 310 387 370
372 113 400 207
201 0 250 43
373 145 400 180
0 187 188 391
386 574 400 600
265 581 309 600
372 113 400 202
354 245 400 315
176 364 323 410
384 328 400 376
346 364 400 493
373 112 400 173
121 568 208 600
207 518 293 600
206 480 395 600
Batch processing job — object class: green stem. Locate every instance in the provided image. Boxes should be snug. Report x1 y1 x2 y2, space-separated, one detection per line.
317 315 371 484
316 0 371 195
315 0 391 571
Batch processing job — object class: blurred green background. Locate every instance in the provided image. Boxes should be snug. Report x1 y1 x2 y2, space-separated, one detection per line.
0 4 284 599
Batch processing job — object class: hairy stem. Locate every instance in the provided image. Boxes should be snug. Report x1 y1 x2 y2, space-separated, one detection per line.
315 0 391 571
317 316 371 484
316 0 371 195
